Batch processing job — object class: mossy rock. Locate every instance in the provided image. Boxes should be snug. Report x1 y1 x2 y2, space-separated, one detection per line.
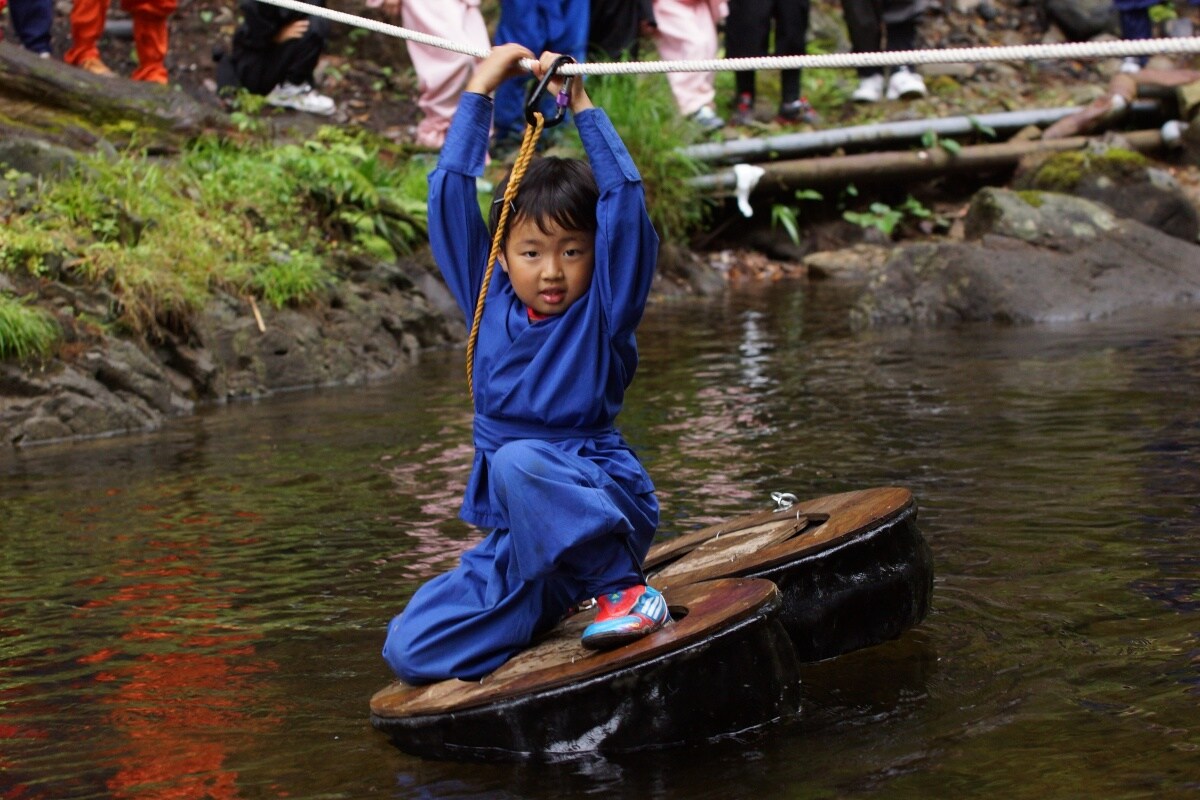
1014 145 1199 242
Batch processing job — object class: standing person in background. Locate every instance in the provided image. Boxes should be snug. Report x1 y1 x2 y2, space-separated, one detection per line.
1114 0 1156 73
843 0 927 103
64 0 176 82
649 0 726 130
1 0 54 58
588 0 653 60
725 0 820 126
216 0 335 115
1114 0 1200 73
367 0 490 149
490 0 589 156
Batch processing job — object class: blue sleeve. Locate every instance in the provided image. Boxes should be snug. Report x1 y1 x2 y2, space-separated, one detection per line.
576 108 660 339
427 92 494 321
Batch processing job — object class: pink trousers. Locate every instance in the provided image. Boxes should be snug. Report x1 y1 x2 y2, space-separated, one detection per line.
653 0 726 116
400 0 490 149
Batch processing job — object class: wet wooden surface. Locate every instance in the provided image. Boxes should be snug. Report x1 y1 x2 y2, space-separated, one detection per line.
645 487 912 590
370 577 780 718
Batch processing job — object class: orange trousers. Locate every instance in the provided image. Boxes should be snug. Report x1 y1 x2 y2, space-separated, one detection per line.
64 0 177 83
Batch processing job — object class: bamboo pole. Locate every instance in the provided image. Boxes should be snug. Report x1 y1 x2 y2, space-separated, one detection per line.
691 128 1172 195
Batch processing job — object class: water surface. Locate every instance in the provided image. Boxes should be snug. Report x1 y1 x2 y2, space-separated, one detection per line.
2 281 1198 798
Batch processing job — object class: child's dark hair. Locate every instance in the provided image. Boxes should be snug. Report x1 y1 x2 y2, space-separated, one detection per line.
488 157 599 246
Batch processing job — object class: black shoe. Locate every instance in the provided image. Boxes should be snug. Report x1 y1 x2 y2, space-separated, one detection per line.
730 92 755 126
776 98 820 125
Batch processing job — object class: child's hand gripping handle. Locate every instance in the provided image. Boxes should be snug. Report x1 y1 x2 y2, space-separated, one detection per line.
525 54 575 128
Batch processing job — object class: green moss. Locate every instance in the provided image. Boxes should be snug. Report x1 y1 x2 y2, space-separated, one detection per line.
1100 147 1149 169
1030 148 1151 192
1017 190 1046 208
1030 151 1088 192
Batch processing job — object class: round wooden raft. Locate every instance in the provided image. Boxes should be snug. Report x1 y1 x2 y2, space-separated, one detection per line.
370 577 780 719
645 487 914 590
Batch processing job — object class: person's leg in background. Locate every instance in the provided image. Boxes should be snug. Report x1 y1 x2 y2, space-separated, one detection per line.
122 0 176 83
842 0 884 102
64 0 114 75
725 0 772 124
654 0 724 130
774 0 820 123
402 0 490 149
882 0 926 99
7 0 54 56
492 0 548 152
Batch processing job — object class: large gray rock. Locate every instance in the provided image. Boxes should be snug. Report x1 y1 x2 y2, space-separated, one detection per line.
0 137 81 179
0 256 458 447
0 342 191 445
850 188 1200 328
1014 146 1200 243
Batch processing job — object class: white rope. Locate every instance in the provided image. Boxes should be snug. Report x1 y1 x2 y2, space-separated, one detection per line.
257 0 1200 73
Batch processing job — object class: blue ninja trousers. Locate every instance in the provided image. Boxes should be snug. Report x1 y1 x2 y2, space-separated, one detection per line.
382 440 659 684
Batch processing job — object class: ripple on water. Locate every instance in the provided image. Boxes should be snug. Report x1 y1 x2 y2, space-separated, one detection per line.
2 299 1199 797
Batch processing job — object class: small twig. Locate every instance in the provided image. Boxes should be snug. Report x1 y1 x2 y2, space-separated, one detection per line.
247 295 266 333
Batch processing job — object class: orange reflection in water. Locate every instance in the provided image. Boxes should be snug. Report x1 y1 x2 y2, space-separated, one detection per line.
74 511 280 800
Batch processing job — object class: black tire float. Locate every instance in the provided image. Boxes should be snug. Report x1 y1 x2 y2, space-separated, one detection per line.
370 487 933 760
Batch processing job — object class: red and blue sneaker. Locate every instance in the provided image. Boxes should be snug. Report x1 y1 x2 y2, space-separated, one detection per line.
581 585 670 651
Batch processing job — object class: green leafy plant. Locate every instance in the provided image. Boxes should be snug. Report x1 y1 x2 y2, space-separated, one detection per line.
843 195 935 238
0 293 59 361
253 249 331 308
2 127 429 336
921 129 962 155
1149 2 1177 23
771 188 824 246
967 116 998 139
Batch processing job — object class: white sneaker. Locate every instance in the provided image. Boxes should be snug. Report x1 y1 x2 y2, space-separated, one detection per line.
851 73 884 103
886 67 927 100
689 105 725 131
265 82 336 116
1119 57 1142 74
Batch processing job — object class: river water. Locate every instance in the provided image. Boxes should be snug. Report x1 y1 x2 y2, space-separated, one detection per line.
2 280 1198 799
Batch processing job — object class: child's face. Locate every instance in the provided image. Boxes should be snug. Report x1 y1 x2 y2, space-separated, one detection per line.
500 216 595 317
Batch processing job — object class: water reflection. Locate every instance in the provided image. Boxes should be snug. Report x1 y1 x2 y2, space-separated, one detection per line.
2 289 1199 798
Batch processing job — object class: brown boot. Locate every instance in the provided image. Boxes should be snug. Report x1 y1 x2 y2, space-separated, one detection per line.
78 56 115 77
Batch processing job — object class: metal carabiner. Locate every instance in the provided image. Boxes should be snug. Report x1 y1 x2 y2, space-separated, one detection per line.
525 54 575 128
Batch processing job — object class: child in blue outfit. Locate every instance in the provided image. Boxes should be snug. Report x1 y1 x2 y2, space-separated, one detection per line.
382 46 670 685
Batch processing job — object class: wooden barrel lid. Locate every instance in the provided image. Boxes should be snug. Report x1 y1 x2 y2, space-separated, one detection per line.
370 577 779 719
645 487 914 590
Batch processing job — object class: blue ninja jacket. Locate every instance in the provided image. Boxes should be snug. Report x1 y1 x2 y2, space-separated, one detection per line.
427 91 660 530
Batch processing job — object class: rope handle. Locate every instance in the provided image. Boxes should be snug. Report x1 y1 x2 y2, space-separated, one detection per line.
465 112 546 401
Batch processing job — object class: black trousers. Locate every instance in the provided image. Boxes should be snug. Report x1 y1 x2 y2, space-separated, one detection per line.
588 0 653 60
841 0 923 76
725 0 811 103
228 18 329 95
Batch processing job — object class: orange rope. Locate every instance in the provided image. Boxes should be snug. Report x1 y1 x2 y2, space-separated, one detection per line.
465 112 545 400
